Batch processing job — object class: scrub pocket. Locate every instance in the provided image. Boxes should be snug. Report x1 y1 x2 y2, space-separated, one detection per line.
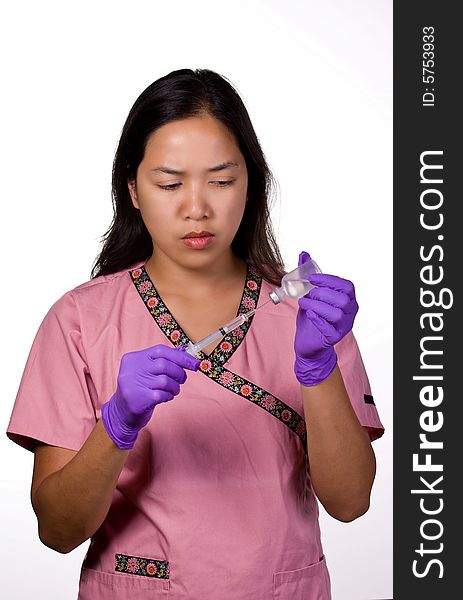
273 555 331 600
78 567 170 599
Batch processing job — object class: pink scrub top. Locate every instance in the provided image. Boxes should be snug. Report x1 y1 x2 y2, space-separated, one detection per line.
6 261 384 600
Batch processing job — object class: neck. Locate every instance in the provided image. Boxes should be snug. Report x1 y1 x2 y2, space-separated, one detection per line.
144 250 247 299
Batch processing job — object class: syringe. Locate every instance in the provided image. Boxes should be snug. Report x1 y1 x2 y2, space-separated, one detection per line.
184 254 322 358
185 309 258 357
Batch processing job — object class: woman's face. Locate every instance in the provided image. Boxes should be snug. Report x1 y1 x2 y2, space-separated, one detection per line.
128 113 248 269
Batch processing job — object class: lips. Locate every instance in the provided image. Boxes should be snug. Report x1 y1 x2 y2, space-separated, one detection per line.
181 231 214 239
181 232 215 249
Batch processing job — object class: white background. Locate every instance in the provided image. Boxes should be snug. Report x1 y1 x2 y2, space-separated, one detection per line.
0 1 392 598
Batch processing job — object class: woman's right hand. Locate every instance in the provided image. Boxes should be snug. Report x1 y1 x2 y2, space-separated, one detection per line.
101 344 200 449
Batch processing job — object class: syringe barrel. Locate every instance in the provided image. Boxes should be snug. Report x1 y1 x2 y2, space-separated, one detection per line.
185 343 201 357
222 314 246 333
185 328 224 357
185 311 253 357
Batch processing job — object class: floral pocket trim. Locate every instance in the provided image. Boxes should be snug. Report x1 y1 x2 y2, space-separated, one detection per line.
115 553 169 579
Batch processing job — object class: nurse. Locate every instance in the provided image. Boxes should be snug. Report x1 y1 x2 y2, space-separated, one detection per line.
6 68 384 599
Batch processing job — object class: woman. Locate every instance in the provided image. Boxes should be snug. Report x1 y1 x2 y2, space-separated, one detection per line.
6 68 384 599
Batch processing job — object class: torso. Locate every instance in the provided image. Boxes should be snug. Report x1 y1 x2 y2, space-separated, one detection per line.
9 260 345 598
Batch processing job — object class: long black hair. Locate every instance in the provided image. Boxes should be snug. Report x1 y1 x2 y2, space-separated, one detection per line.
91 68 286 285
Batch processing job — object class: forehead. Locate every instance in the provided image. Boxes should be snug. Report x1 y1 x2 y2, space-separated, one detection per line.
143 114 241 164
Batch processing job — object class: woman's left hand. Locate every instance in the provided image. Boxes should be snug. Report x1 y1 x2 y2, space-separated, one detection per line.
294 251 359 386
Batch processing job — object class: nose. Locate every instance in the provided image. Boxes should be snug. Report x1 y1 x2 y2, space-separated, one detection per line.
180 181 210 220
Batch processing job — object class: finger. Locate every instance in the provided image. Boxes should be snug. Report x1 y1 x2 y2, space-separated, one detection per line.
298 250 311 267
148 373 181 397
152 389 175 404
308 273 355 299
144 356 188 384
307 287 356 311
303 307 339 343
298 297 344 326
147 344 200 371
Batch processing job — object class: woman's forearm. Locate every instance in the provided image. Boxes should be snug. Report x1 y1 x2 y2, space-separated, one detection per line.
32 419 129 553
302 365 376 522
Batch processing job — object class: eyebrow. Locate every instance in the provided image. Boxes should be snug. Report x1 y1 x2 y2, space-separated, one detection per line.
151 161 240 175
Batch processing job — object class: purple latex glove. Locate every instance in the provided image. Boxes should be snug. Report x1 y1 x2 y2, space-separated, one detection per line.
294 251 359 386
101 344 200 449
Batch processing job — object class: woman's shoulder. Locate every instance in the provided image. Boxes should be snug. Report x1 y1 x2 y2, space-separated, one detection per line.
75 261 144 291
49 261 145 320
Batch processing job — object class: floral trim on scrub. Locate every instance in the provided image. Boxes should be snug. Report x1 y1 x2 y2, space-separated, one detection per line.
115 553 170 578
130 263 307 453
197 359 308 449
129 263 260 365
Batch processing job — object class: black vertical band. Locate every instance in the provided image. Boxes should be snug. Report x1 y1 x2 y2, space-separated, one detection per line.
394 2 459 597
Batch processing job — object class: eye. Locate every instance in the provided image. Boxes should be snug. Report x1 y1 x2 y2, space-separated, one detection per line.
158 183 181 191
212 180 234 187
158 180 235 191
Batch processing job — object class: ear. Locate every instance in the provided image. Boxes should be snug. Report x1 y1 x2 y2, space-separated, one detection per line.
128 179 140 209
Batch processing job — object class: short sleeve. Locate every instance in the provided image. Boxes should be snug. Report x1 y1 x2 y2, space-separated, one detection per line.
6 291 97 452
334 331 385 442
